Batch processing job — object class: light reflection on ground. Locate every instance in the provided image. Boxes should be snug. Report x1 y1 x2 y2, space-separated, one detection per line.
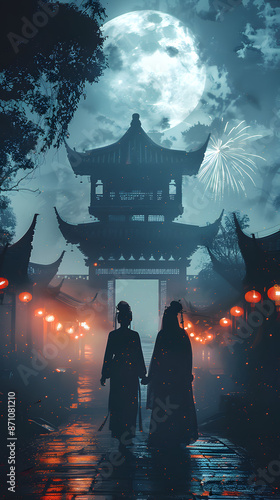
16 343 279 499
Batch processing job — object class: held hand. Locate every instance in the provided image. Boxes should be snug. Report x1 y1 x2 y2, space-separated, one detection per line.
141 376 149 385
100 377 106 386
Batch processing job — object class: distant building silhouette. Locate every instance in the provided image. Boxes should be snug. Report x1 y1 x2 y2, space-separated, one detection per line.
56 113 222 319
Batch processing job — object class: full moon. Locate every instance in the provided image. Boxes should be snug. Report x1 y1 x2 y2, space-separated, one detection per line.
83 11 206 134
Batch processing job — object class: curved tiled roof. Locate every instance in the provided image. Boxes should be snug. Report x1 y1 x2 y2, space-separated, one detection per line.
233 213 280 289
0 214 38 287
65 113 210 176
28 251 65 287
54 207 223 263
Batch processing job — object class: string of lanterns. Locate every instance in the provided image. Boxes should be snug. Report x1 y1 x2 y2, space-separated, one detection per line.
219 286 280 329
1 277 91 341
184 320 215 345
0 277 33 303
34 308 90 339
186 286 280 345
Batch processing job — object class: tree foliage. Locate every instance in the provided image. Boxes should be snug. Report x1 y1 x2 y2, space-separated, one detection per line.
0 0 107 191
0 196 16 245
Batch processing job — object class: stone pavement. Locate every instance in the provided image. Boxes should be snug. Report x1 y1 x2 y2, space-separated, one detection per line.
10 347 280 500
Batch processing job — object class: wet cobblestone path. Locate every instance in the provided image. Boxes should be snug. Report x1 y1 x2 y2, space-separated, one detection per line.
13 348 280 500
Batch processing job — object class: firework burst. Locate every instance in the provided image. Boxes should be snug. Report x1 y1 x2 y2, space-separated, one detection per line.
198 121 265 199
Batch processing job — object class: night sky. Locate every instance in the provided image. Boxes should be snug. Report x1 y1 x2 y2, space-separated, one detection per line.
9 0 280 274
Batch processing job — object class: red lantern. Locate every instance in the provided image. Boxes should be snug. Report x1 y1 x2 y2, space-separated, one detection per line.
0 278 9 289
19 292 32 303
230 306 244 317
219 317 231 327
34 308 44 317
245 290 261 304
80 322 90 331
267 285 280 309
66 326 74 334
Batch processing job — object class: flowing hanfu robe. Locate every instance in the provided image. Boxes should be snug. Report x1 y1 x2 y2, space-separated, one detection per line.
147 326 198 447
101 326 146 440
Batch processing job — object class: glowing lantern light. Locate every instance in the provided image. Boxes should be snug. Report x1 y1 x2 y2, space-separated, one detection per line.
195 336 200 341
207 334 214 341
81 322 90 331
75 335 79 339
230 306 244 317
35 308 44 317
219 317 231 327
19 292 32 303
245 290 261 304
45 314 55 323
0 278 9 289
189 332 195 338
267 285 280 310
66 327 74 334
56 323 63 331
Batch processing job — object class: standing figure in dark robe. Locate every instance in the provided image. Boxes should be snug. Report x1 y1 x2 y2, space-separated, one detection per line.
100 301 147 448
143 301 198 448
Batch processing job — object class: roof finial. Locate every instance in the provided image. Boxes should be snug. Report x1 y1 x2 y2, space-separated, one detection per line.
131 113 141 127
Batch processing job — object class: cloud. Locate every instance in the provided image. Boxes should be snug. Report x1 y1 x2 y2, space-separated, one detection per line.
238 3 280 66
77 115 122 150
195 0 210 13
147 12 162 24
181 122 212 148
158 116 171 130
106 43 124 71
162 138 173 148
166 45 179 57
195 65 232 120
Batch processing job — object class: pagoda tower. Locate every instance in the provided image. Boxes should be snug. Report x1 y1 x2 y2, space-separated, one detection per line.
55 113 222 319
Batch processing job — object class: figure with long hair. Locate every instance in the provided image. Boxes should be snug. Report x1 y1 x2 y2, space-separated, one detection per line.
143 300 198 448
100 301 147 449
